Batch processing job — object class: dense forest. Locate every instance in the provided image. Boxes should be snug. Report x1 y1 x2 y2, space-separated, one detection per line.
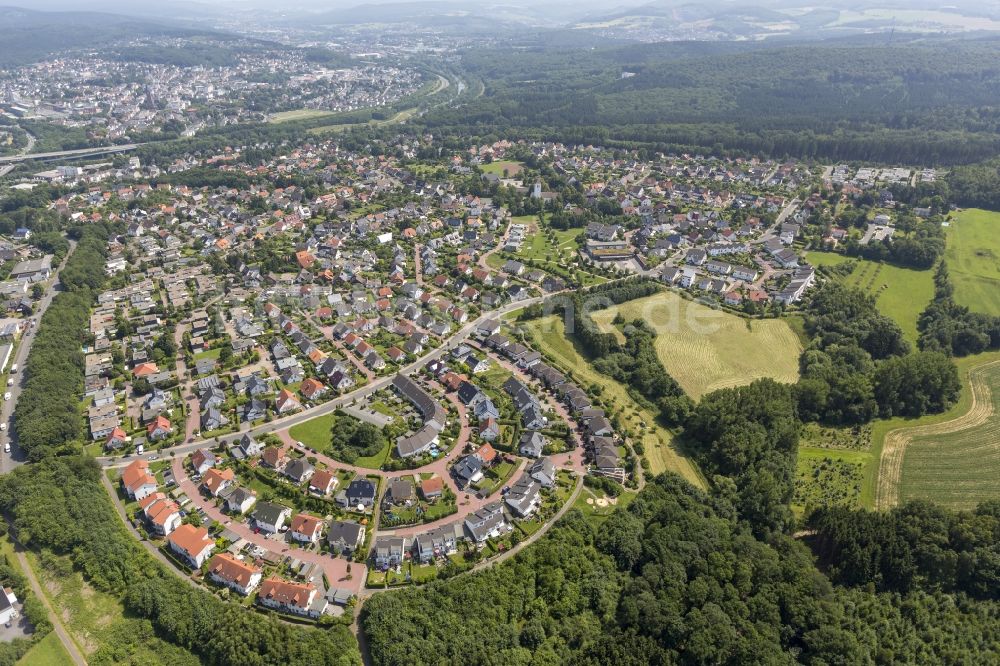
362 472 1000 664
810 500 1000 599
422 36 1000 165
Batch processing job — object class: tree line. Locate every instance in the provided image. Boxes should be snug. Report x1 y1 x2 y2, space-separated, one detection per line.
918 262 1000 356
13 225 113 459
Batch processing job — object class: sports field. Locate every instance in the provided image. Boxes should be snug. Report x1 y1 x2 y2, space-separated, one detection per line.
589 291 801 399
945 208 1000 316
805 251 934 344
523 315 704 488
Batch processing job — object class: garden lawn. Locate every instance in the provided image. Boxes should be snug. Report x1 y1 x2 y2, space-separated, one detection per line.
590 290 801 399
523 315 703 488
945 208 1000 316
288 414 334 451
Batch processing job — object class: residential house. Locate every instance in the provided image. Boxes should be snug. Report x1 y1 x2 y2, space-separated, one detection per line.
290 514 325 544
252 501 292 533
121 459 157 501
147 415 173 441
519 430 546 458
167 524 215 568
327 520 365 556
207 553 262 596
372 536 407 569
225 487 257 514
257 577 326 618
284 458 315 485
345 478 377 508
308 469 337 496
190 449 216 476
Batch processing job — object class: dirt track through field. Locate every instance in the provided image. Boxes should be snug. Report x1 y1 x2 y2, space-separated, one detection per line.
875 360 1000 510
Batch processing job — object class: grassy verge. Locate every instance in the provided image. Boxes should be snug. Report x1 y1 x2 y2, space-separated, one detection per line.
16 632 71 665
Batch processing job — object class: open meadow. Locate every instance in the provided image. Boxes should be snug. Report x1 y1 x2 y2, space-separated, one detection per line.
805 251 934 344
522 315 704 487
945 208 1000 316
589 291 801 399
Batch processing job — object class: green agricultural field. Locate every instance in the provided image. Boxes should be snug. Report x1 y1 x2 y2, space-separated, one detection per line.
869 350 1000 510
806 251 934 344
896 360 1000 509
945 208 1000 316
590 291 801 399
523 315 704 487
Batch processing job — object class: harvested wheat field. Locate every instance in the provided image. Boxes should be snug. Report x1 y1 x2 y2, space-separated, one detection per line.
877 360 1000 511
590 291 802 399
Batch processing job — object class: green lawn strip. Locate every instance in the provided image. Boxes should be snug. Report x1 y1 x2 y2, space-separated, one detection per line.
861 350 1000 509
